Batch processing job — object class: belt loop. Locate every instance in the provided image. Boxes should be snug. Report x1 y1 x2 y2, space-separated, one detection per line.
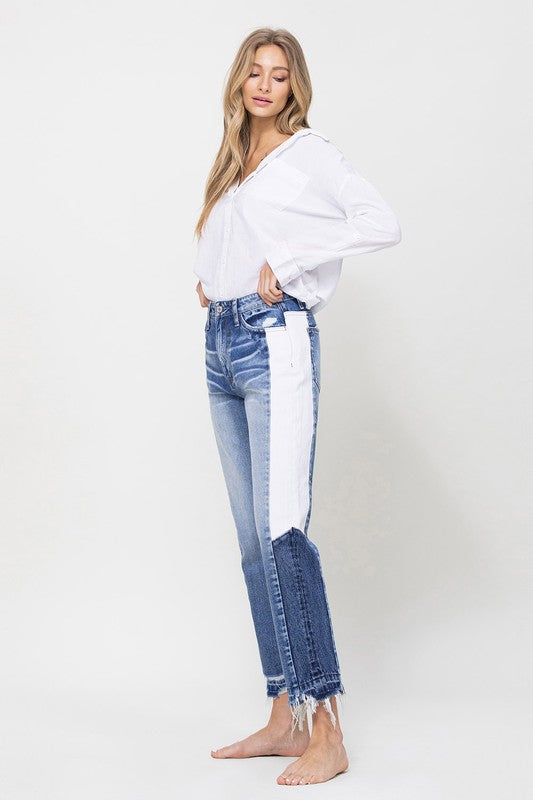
232 297 239 325
205 306 211 330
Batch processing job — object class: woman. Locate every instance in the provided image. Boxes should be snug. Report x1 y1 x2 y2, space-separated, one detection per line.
193 28 401 786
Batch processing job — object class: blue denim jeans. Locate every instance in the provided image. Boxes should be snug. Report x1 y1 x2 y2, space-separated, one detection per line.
204 290 345 734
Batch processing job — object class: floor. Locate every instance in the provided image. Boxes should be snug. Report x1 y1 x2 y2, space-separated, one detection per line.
0 688 528 799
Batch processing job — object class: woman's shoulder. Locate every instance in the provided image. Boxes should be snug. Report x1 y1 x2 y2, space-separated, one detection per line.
284 129 348 183
290 128 345 163
294 127 335 149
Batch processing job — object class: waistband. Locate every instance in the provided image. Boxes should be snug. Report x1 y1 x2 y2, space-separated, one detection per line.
207 291 307 316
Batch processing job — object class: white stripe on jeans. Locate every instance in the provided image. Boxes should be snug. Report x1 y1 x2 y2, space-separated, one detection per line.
264 311 314 541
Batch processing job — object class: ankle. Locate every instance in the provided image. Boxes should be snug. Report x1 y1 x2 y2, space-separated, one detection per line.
268 716 301 735
268 696 292 727
310 714 343 742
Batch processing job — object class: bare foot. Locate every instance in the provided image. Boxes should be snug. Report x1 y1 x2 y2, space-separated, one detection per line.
211 722 310 758
276 698 349 785
211 693 310 758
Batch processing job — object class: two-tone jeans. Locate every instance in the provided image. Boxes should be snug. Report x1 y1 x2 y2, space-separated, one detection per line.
204 290 345 735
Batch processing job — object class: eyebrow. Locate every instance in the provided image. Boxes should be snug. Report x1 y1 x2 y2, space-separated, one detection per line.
252 62 289 72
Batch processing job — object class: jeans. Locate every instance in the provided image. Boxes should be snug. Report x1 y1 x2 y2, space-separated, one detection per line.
204 290 345 734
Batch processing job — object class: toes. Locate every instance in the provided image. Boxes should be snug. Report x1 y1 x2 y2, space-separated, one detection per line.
274 763 322 785
211 745 230 757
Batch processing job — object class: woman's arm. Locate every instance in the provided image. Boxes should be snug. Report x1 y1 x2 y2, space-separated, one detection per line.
260 147 402 288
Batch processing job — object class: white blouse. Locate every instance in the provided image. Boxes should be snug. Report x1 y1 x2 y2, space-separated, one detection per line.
193 128 401 313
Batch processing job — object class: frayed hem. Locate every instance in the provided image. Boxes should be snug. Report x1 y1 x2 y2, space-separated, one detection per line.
268 686 288 698
266 675 288 698
288 685 346 736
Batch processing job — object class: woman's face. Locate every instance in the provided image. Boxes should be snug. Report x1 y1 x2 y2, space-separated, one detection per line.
242 44 292 119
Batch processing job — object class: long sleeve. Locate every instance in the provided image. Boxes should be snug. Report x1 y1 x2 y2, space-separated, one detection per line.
261 147 402 287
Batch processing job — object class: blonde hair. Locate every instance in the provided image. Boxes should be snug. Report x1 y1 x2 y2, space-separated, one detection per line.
193 27 313 240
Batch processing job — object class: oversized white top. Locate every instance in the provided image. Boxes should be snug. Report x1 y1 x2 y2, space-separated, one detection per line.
193 128 402 313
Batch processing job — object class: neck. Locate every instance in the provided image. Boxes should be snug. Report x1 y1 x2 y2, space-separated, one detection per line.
247 118 282 151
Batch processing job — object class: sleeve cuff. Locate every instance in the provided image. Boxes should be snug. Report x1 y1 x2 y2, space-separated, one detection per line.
264 239 301 286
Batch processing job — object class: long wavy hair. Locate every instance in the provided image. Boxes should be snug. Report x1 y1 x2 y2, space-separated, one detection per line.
193 27 313 240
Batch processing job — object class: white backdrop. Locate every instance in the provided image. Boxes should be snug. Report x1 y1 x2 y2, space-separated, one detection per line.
1 2 531 798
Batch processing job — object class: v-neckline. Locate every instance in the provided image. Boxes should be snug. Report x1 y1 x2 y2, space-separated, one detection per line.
233 128 310 192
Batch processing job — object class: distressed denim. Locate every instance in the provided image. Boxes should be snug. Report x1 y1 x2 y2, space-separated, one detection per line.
204 290 345 734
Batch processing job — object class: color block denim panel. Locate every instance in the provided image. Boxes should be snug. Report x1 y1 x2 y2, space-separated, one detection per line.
271 528 342 682
204 290 344 734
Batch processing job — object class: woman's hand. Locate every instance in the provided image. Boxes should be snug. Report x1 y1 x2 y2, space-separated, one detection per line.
257 262 283 306
196 281 210 307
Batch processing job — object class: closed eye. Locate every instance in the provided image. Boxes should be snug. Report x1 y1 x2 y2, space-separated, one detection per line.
249 73 286 82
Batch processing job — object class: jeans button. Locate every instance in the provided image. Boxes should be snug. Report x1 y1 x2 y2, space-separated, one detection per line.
216 304 223 312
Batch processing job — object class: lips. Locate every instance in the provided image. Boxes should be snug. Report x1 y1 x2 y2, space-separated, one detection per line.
252 96 272 103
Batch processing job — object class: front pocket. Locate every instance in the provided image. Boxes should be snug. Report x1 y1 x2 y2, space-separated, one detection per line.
240 305 287 333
